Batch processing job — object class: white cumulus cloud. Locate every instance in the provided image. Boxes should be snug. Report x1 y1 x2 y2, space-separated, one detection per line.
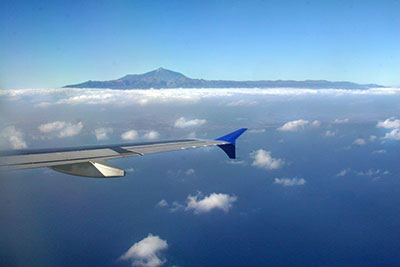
185 168 195 175
38 121 66 133
94 128 113 140
156 199 168 208
121 130 139 140
0 126 28 149
356 169 389 177
353 138 366 146
278 119 309 131
143 130 160 140
377 118 400 129
248 129 266 134
274 178 306 186
226 99 257 106
119 234 168 267
174 117 206 128
383 128 400 140
185 192 237 214
59 122 83 137
336 169 350 177
311 120 321 127
38 121 83 138
333 118 349 124
250 149 284 169
325 130 336 137
187 132 197 138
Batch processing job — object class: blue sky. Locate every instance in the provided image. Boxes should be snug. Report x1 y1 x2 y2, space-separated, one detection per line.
1 0 400 89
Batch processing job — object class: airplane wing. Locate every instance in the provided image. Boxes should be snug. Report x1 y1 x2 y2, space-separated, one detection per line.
0 128 247 178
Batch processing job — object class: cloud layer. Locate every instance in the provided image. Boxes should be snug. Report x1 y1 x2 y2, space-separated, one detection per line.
2 88 399 107
119 234 168 267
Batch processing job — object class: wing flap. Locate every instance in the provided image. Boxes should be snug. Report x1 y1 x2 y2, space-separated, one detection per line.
50 159 124 178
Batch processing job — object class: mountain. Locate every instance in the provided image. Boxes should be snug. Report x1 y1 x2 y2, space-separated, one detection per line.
64 68 385 89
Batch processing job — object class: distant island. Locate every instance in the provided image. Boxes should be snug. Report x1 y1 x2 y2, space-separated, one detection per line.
64 68 384 89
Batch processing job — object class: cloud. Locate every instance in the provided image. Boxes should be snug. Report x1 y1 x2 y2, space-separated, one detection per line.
369 135 377 142
274 178 306 186
336 169 350 177
356 169 389 177
2 88 399 106
250 149 284 169
38 121 83 138
353 138 366 146
325 130 336 137
185 192 237 214
156 200 168 208
187 132 197 138
119 234 168 267
34 102 52 108
143 130 160 140
38 121 66 133
126 168 135 173
174 117 206 128
94 128 113 140
0 126 28 149
226 99 257 106
372 149 386 154
170 201 185 212
376 118 400 141
59 122 83 137
278 120 309 131
311 120 321 127
248 129 266 134
226 160 247 165
377 118 400 129
383 128 400 140
185 168 195 175
121 130 139 140
333 118 349 124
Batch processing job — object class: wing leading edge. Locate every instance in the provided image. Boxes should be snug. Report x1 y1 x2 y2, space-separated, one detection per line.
0 128 247 178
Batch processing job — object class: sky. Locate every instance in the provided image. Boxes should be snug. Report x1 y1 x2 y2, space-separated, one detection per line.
1 0 400 89
1 88 400 266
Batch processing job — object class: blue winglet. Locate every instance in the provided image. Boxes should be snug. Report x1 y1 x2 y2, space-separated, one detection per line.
215 128 247 159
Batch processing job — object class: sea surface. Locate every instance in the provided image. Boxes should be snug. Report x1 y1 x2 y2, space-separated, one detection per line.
1 87 399 266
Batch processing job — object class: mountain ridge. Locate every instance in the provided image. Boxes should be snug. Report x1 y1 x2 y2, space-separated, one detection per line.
64 68 385 89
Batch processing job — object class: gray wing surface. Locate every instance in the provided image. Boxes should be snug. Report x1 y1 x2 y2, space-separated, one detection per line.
0 128 246 178
0 139 229 177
